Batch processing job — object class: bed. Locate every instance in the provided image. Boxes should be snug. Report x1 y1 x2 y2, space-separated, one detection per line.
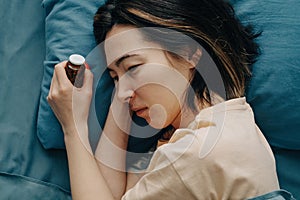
0 0 299 199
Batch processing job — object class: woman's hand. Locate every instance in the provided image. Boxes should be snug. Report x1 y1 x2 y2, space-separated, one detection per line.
47 61 94 136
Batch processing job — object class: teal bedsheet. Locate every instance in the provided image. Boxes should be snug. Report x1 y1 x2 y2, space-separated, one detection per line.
0 0 299 199
0 0 71 198
232 1 300 198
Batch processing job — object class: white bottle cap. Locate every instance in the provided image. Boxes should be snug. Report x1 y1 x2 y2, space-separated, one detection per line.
69 54 85 65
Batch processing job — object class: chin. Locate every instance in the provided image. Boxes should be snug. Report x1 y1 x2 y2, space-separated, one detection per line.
148 119 169 130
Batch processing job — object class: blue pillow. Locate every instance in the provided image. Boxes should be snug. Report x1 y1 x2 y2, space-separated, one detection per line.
37 0 106 149
37 0 162 153
232 0 300 150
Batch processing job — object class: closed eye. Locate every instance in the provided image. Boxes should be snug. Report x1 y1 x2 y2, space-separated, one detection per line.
127 64 140 71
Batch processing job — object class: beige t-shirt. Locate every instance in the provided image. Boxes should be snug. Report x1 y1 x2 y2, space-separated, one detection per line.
122 98 279 200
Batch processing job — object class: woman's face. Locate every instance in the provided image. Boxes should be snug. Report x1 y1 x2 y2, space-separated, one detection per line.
105 25 195 129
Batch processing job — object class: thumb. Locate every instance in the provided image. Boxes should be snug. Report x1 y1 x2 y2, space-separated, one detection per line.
82 69 94 89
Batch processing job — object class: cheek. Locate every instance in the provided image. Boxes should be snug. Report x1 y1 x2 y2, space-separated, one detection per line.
131 64 189 100
138 85 181 107
137 86 181 129
148 104 168 129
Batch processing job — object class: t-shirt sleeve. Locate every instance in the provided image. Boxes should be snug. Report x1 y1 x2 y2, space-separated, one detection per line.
122 146 195 200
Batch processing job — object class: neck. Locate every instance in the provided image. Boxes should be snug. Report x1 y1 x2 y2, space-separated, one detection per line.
172 91 224 129
171 105 198 129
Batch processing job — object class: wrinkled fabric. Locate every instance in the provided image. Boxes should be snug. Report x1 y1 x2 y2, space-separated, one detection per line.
0 0 71 197
248 189 296 200
123 98 279 200
232 0 300 150
231 1 300 199
37 0 106 149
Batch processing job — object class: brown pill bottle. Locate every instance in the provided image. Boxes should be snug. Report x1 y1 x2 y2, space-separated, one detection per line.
65 54 85 88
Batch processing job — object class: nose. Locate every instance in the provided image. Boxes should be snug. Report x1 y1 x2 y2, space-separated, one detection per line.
116 74 134 103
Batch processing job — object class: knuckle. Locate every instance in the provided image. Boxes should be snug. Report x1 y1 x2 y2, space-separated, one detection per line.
59 87 68 94
59 84 72 93
54 61 67 70
47 95 52 102
51 93 59 100
50 89 63 100
54 63 61 71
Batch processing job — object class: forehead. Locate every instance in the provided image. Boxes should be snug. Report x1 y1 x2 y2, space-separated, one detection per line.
104 25 161 65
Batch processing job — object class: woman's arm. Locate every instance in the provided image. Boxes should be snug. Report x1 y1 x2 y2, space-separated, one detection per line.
64 125 115 200
95 107 129 199
95 91 146 197
47 62 115 200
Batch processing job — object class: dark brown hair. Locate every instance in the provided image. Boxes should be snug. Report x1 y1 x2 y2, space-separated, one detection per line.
93 0 260 109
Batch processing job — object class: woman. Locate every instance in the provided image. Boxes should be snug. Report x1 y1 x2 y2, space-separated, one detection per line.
47 0 279 199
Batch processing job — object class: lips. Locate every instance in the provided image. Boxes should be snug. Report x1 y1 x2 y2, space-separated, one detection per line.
135 108 148 117
129 97 148 117
130 105 148 117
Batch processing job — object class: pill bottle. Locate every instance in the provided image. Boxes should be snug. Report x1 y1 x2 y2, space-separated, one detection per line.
65 54 85 87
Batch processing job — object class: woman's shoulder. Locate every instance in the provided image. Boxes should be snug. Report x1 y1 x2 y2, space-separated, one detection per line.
156 97 273 166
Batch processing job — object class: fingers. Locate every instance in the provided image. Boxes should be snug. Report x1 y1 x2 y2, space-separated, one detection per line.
73 69 94 102
47 61 70 102
53 61 93 90
47 61 94 103
54 61 69 87
85 62 91 70
82 68 94 89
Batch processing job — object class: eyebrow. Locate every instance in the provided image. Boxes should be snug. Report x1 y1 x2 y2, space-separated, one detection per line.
115 54 139 67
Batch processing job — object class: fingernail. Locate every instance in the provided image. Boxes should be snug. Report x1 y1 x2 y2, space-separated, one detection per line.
85 62 90 70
